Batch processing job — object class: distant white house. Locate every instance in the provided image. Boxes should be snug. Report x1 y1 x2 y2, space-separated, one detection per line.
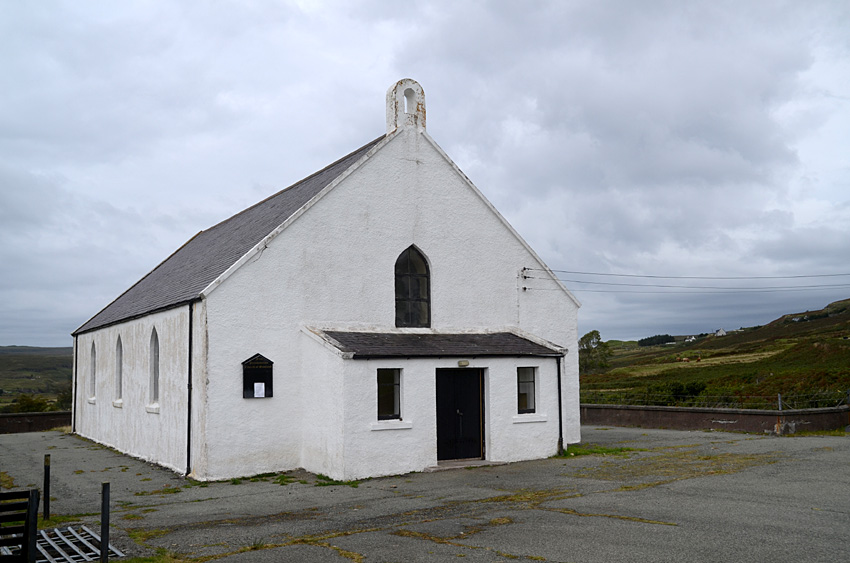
715 329 727 337
684 335 697 343
71 79 581 481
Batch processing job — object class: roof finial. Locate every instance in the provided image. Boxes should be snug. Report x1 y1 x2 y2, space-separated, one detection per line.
386 78 425 134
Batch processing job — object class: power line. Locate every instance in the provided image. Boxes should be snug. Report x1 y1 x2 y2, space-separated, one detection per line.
524 268 850 280
570 286 850 294
522 274 850 291
523 286 850 294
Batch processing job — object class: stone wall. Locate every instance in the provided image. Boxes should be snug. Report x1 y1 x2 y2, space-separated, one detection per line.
0 411 71 434
581 404 849 435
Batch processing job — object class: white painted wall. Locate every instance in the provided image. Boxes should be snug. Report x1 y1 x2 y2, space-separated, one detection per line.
195 123 580 480
76 83 580 480
340 357 437 480
188 299 209 479
74 306 189 474
338 356 562 481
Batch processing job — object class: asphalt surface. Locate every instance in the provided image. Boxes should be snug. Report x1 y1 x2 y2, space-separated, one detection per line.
1 426 847 562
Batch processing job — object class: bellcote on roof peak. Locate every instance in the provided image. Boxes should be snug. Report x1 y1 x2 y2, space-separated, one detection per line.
386 78 426 134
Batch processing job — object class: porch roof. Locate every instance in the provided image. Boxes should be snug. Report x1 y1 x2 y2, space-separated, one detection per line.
321 331 562 359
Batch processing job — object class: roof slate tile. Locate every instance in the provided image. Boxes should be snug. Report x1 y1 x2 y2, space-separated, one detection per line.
322 331 561 358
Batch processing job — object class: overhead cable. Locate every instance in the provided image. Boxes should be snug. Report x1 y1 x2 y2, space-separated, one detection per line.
523 268 850 280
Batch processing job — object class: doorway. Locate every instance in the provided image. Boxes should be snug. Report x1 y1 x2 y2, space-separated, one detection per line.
436 369 484 460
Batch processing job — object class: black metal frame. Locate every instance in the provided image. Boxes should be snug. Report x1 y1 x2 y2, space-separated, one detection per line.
377 368 401 420
0 489 40 563
394 246 430 328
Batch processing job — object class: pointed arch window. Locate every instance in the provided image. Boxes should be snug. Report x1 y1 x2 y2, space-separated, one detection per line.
114 336 123 403
149 328 160 405
395 246 430 328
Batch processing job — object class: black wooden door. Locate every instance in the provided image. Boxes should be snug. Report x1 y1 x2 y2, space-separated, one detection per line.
436 369 484 460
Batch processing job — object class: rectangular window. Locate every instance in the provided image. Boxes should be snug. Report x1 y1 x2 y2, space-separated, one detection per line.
377 368 401 420
517 367 536 414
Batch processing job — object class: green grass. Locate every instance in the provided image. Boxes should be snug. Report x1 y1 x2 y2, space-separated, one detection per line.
315 474 359 488
0 346 72 411
274 474 306 486
38 513 98 529
582 298 850 405
117 555 178 563
781 428 848 437
558 443 642 458
134 485 182 496
0 471 14 489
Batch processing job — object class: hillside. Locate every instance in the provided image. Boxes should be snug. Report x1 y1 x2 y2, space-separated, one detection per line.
582 299 850 408
0 345 73 356
0 346 72 411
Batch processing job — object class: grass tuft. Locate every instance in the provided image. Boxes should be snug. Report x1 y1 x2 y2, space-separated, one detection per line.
0 471 14 489
559 443 642 457
315 474 359 488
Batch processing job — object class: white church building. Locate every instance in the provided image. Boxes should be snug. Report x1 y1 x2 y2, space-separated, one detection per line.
72 79 581 481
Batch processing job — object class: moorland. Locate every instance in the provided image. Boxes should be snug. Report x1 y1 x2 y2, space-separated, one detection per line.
581 298 850 408
0 345 72 412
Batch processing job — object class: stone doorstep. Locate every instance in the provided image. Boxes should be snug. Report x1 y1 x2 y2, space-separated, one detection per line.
425 458 507 472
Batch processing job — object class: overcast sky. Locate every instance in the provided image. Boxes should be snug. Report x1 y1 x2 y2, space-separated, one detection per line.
2 0 849 347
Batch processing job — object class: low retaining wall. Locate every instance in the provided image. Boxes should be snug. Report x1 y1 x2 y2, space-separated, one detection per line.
0 411 72 434
581 404 849 434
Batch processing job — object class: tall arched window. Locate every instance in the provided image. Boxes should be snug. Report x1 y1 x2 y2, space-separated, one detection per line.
90 342 97 398
115 336 123 401
395 246 430 327
149 328 160 404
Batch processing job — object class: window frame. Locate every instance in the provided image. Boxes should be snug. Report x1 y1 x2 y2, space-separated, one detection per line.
377 368 401 421
517 367 537 414
394 246 431 328
114 336 123 403
149 328 160 406
89 342 97 400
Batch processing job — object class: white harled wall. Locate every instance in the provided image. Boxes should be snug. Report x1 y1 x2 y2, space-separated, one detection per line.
74 306 189 474
196 125 580 480
338 356 562 481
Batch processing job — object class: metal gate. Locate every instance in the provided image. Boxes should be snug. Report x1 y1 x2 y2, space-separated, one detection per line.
0 526 124 563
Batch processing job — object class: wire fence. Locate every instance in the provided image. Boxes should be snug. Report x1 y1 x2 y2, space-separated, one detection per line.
580 389 850 410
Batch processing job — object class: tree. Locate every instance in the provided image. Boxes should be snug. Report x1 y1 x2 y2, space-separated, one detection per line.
55 384 73 411
8 394 51 413
579 330 611 375
638 334 675 347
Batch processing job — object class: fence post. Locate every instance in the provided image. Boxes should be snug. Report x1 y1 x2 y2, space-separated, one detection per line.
43 454 50 521
777 393 782 411
101 482 110 562
27 489 40 563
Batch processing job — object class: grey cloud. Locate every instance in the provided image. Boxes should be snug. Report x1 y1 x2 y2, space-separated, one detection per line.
749 226 850 269
1 1 848 345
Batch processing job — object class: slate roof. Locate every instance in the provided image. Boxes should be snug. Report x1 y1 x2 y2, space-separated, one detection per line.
74 135 385 335
322 331 562 359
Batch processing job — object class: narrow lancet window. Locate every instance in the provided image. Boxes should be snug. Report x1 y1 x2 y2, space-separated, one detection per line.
90 342 97 398
395 246 430 327
115 336 123 401
150 328 160 404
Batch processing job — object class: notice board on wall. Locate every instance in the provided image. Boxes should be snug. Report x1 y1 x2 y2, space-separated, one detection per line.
242 354 273 398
